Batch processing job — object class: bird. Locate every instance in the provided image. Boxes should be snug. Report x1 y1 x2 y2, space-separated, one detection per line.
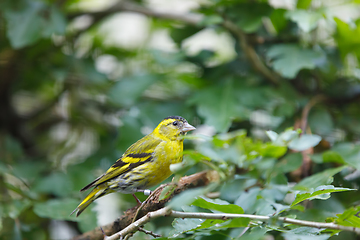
71 116 196 217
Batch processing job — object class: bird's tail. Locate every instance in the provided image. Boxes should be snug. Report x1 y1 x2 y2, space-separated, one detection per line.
71 186 112 217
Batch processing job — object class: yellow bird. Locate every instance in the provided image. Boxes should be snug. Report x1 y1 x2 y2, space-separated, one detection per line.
71 116 195 217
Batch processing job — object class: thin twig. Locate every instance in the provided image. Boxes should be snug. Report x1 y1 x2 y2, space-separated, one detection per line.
238 226 250 238
299 94 325 177
138 227 162 238
106 207 360 239
221 20 280 85
106 208 172 240
132 189 159 224
300 95 325 133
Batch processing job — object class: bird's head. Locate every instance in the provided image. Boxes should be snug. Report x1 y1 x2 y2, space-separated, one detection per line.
154 116 196 140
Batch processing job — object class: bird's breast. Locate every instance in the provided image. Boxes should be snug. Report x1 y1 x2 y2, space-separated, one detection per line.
145 140 183 187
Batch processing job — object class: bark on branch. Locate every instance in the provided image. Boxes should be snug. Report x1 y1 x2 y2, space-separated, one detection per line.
72 170 220 240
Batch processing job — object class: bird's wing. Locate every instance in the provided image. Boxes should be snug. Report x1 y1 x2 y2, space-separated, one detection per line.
80 135 162 191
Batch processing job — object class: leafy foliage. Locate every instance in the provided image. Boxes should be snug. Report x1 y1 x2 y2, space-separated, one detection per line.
1 0 360 239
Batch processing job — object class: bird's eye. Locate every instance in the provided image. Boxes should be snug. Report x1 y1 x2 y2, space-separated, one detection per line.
173 121 178 126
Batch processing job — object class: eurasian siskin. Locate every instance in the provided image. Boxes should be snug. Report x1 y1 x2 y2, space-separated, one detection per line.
71 116 195 217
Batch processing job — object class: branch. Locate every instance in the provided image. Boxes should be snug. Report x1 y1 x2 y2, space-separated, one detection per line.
221 20 280 85
106 207 171 240
291 95 326 179
300 95 325 133
69 1 280 85
72 170 219 240
137 227 161 238
105 207 360 239
74 171 360 240
299 95 326 178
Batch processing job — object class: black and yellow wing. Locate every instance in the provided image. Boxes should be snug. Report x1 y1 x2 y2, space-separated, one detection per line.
80 134 162 191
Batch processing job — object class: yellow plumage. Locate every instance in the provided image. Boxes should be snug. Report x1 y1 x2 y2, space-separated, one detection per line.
71 116 195 217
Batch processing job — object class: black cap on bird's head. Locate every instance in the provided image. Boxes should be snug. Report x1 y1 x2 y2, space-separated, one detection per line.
164 116 186 122
156 116 196 138
164 116 196 133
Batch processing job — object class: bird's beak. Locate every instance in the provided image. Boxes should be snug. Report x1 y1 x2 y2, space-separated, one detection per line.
181 122 196 132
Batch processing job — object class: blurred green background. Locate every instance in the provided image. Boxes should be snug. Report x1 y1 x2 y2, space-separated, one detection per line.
1 0 360 239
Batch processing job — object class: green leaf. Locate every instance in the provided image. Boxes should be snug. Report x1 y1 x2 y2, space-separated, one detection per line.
310 153 324 164
297 0 313 9
3 0 66 48
323 143 360 170
288 134 322 151
33 172 74 197
285 9 322 32
195 217 249 231
171 218 204 237
261 144 287 158
0 199 31 219
291 185 355 206
335 206 360 228
215 217 249 228
228 2 272 33
199 15 223 26
167 184 217 210
150 50 184 67
308 108 334 135
282 233 331 240
108 74 160 106
11 161 47 182
267 44 324 78
266 131 278 142
275 153 303 173
288 227 324 235
77 212 98 233
234 227 268 240
273 101 296 117
192 219 225 230
322 151 345 164
171 213 249 237
189 79 241 132
183 150 212 162
270 9 288 33
170 25 202 46
294 166 346 191
340 149 360 171
234 187 261 212
334 18 360 60
192 197 244 214
33 199 92 222
74 59 107 84
271 129 301 145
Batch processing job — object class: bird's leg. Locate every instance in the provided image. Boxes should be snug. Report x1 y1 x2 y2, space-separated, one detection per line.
131 189 152 205
100 226 113 240
132 188 158 224
131 194 142 205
